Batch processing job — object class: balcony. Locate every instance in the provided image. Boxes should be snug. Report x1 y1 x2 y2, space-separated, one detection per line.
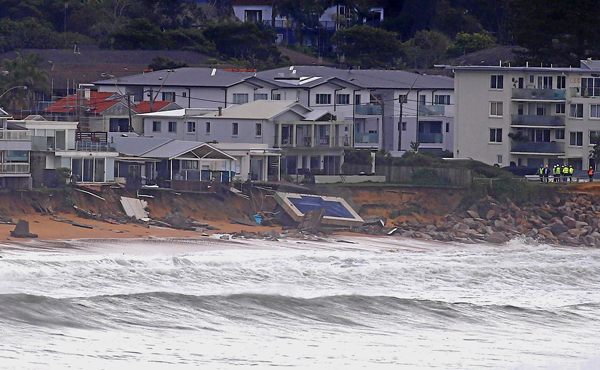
512 88 565 100
0 130 30 141
355 104 382 115
418 105 445 116
510 141 564 154
418 133 443 144
0 163 30 174
355 132 379 144
511 115 565 127
75 142 116 152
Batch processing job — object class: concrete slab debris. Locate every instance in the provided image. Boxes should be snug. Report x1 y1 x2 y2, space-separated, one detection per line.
120 197 149 220
274 192 364 227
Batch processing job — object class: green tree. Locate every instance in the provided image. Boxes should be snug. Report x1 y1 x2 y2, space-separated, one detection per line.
432 0 483 38
0 52 49 112
509 0 600 65
401 30 451 69
447 32 496 57
332 25 401 68
203 22 285 69
148 56 188 71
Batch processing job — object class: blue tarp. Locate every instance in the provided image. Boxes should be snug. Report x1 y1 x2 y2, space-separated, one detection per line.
289 195 356 219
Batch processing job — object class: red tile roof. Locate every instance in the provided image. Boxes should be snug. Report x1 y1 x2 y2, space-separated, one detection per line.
133 100 175 114
45 92 121 114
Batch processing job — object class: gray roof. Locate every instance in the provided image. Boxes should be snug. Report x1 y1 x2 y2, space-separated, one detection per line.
255 66 454 90
112 136 235 160
580 59 600 70
204 100 310 120
95 67 256 88
0 108 10 118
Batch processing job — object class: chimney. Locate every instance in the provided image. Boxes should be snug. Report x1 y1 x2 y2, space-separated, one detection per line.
218 107 222 116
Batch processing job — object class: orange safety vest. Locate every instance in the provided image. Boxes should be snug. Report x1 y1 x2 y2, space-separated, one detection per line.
590 169 595 175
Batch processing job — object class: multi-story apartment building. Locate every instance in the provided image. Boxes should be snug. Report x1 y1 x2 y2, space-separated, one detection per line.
452 60 600 170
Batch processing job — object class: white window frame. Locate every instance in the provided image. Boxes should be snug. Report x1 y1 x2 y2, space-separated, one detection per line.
570 131 583 146
490 75 504 89
255 123 262 137
187 121 196 133
168 121 177 133
489 128 502 143
591 104 600 118
152 121 161 132
490 101 503 117
233 93 249 105
569 103 583 118
315 94 331 105
232 122 239 136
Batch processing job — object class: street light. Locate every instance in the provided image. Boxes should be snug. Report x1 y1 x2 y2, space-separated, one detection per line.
0 85 27 101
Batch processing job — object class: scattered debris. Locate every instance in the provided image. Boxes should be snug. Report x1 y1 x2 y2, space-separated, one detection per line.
120 197 149 220
230 218 259 226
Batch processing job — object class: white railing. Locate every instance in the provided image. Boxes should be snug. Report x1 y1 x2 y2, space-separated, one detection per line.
0 130 30 141
0 163 30 174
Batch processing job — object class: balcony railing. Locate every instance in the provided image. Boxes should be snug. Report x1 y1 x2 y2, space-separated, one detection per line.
511 115 565 127
510 141 564 154
0 130 30 141
418 133 443 143
512 88 565 100
355 104 382 115
0 163 30 174
75 142 116 152
418 105 445 116
355 132 379 144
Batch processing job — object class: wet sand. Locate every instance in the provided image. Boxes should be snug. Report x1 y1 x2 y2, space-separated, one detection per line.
0 214 283 242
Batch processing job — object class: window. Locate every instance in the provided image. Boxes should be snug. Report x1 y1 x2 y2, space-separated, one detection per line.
336 94 350 105
570 131 583 146
152 121 161 132
497 155 503 164
490 75 504 89
162 92 175 101
531 129 550 142
518 104 524 115
538 76 553 89
402 122 406 131
233 93 248 104
205 122 211 134
435 95 450 105
489 128 502 143
355 95 361 106
418 95 426 105
187 121 196 133
272 93 281 100
569 103 584 118
556 103 565 114
168 121 177 133
590 131 600 144
591 104 600 118
182 92 187 98
244 9 262 22
582 78 600 97
254 93 268 101
232 122 238 136
490 101 503 116
556 129 565 140
557 75 566 89
315 94 331 105
255 123 262 137
445 122 450 133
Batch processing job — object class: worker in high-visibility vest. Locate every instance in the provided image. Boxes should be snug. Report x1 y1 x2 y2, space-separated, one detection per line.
562 165 569 182
589 166 595 182
569 165 574 182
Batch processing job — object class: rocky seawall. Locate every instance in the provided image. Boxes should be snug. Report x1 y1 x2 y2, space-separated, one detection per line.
370 192 600 247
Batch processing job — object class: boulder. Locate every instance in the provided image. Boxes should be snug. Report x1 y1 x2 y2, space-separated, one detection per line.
466 210 480 219
549 222 569 236
485 232 509 244
562 216 577 229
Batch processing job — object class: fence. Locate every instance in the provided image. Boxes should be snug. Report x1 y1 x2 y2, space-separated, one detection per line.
342 163 472 187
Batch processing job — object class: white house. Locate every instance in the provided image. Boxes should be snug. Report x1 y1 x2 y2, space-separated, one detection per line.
139 100 352 178
0 109 32 189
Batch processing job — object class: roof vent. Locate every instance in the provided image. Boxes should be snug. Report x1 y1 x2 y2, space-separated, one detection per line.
211 68 217 76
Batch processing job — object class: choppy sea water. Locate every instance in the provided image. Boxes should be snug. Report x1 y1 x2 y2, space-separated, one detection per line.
1 236 600 370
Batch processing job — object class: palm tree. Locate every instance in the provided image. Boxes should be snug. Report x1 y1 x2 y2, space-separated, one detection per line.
0 52 50 113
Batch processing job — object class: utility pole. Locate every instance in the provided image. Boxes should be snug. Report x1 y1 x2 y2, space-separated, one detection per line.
127 93 134 132
398 94 406 151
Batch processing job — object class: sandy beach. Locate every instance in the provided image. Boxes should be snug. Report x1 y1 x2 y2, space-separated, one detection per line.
0 213 283 242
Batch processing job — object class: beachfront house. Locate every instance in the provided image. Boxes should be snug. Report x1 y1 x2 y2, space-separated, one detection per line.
138 100 352 178
110 135 236 190
0 109 32 189
16 116 118 186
